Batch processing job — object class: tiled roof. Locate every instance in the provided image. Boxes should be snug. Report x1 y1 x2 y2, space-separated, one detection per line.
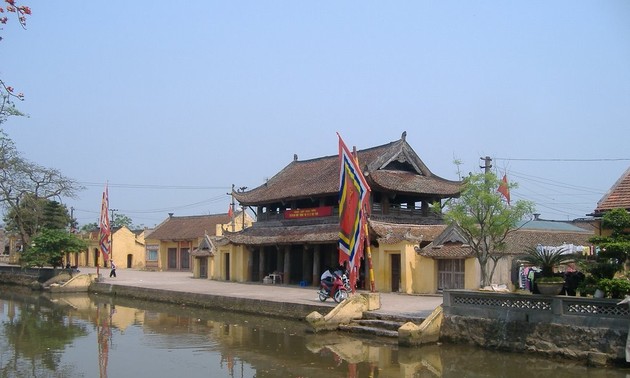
502 229 593 254
147 214 230 240
233 134 461 205
370 170 460 195
593 166 630 215
419 225 594 259
191 234 215 257
370 221 446 245
420 244 475 258
417 223 475 258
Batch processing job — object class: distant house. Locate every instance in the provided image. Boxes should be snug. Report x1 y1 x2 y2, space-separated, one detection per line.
417 216 594 291
145 212 252 272
79 226 147 270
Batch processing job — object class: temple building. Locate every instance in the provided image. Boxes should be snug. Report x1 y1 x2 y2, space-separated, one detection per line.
218 132 463 293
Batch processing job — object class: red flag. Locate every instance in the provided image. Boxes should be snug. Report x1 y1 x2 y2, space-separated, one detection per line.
337 133 371 285
99 184 111 262
228 204 234 218
498 174 510 205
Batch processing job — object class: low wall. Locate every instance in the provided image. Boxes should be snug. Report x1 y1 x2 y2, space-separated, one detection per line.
89 282 333 320
442 290 630 366
0 266 57 285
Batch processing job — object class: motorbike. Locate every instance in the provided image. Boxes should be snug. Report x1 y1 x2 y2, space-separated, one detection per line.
318 270 350 303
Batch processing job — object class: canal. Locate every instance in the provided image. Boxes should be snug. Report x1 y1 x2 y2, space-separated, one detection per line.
0 285 627 377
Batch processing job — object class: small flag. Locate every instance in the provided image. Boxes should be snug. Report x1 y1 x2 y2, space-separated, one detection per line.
228 204 234 218
99 184 111 262
498 174 510 205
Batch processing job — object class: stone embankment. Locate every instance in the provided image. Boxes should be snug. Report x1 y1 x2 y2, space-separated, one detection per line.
442 290 630 367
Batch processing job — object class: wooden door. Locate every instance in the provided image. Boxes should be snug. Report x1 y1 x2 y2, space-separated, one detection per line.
438 259 465 290
225 253 230 281
168 248 177 269
391 254 401 292
200 257 208 278
180 247 190 270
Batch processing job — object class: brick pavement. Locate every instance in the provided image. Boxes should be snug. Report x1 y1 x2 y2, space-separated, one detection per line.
83 267 443 320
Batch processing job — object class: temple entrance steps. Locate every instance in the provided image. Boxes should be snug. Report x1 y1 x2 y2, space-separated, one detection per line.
338 312 426 339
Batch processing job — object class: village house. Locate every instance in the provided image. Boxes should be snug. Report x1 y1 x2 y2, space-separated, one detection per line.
588 166 630 238
417 216 595 292
145 212 252 272
78 226 147 270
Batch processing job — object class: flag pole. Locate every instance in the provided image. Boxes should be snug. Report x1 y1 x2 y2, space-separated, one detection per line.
363 206 376 292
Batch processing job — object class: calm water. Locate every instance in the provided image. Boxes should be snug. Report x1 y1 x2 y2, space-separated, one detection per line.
0 285 628 378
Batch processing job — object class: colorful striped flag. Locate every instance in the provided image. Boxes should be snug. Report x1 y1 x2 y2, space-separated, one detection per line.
99 184 111 263
337 133 371 284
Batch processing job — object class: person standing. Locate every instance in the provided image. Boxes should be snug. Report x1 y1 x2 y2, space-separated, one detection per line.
109 261 117 278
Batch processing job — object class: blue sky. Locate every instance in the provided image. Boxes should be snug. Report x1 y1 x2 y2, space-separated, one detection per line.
2 1 629 227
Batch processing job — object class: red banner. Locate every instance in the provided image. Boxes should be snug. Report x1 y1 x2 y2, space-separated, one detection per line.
284 206 333 219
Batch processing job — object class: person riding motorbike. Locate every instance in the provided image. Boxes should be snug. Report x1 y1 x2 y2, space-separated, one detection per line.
320 268 335 291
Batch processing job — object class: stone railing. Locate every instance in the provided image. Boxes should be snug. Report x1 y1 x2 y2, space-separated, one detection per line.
443 289 630 331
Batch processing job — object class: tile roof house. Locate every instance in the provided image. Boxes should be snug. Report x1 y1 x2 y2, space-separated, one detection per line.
146 212 252 272
592 166 630 216
417 218 594 290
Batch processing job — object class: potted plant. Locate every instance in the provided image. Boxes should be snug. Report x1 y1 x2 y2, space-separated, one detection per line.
521 245 574 295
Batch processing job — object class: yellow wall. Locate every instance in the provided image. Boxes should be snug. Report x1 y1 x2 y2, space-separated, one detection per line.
464 257 480 289
212 244 248 281
111 228 146 269
370 241 421 294
78 227 145 269
414 256 438 294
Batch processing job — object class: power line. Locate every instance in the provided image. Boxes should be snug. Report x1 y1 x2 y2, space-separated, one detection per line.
495 157 630 162
78 181 230 190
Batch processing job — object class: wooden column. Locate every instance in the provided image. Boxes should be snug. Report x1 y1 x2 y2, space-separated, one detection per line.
302 245 310 284
246 246 253 282
312 245 321 286
283 246 291 285
276 246 283 272
258 246 265 281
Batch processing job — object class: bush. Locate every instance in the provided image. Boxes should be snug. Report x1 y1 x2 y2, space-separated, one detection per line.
597 278 630 299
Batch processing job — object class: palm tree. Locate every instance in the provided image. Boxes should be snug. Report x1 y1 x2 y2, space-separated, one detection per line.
520 245 574 279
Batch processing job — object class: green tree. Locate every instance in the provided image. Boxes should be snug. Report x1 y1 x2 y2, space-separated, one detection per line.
112 213 134 229
80 222 98 232
20 228 87 268
442 172 535 287
586 208 630 276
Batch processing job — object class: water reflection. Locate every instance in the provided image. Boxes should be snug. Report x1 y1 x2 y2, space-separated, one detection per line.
0 285 628 378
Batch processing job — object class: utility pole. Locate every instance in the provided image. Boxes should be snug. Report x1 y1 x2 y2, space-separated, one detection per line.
480 156 492 173
230 184 235 232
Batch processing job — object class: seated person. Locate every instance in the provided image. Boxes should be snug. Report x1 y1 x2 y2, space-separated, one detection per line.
320 268 334 288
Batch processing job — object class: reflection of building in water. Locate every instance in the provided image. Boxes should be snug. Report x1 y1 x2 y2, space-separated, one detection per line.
53 294 143 332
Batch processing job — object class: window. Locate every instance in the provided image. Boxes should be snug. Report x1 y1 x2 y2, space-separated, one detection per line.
146 246 158 261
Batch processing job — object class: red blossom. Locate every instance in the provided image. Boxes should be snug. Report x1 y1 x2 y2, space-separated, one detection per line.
0 17 6 24
5 0 15 5
6 5 14 12
6 86 13 92
18 6 30 14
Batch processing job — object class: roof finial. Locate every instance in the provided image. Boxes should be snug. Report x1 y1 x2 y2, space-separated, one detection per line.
401 131 407 140
294 154 298 161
